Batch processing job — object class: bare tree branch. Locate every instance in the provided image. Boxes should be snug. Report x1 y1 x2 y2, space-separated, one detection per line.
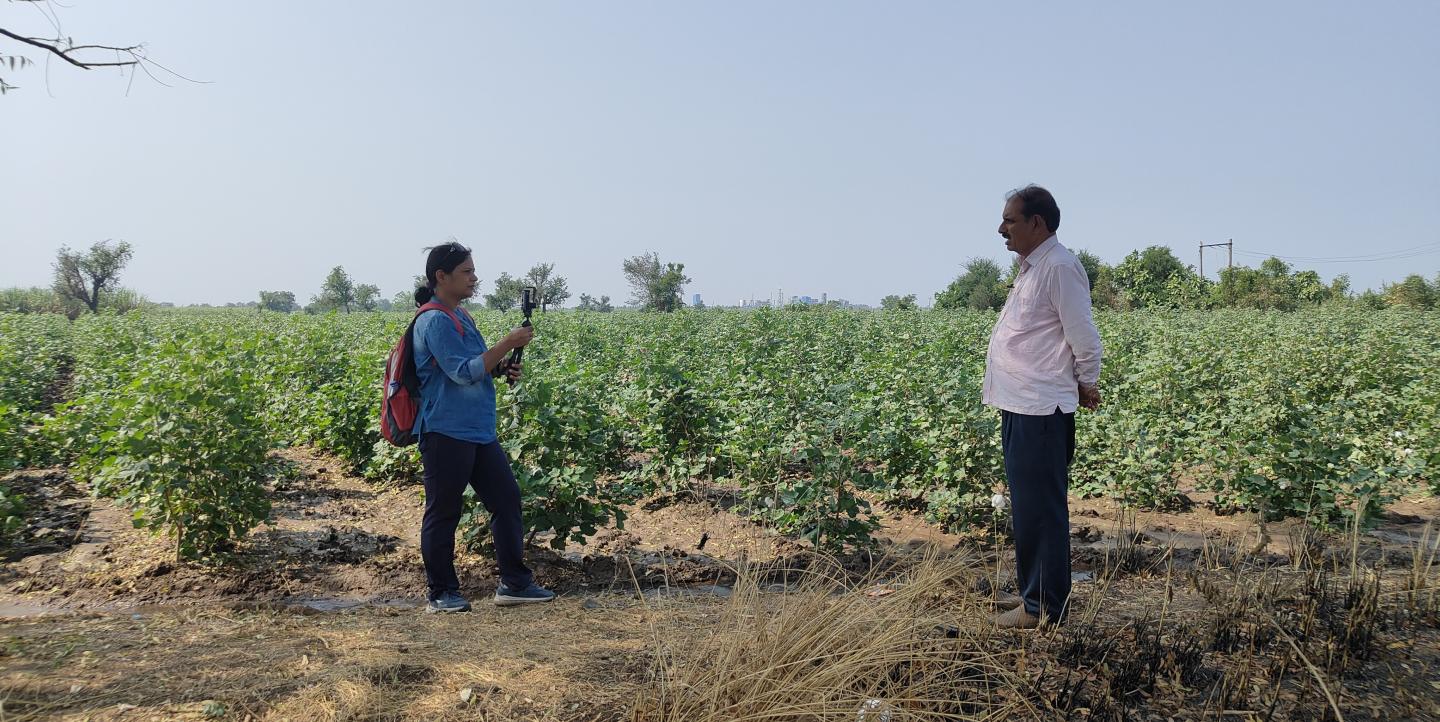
133 52 207 85
63 44 143 54
2 3 203 94
0 27 139 69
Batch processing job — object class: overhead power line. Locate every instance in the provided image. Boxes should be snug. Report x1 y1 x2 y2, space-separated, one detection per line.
1231 241 1440 264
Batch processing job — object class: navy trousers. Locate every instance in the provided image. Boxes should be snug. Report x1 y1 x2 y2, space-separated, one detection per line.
1001 408 1075 620
419 433 533 597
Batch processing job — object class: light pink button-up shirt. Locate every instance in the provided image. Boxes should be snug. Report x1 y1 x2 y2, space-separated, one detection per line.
982 235 1103 416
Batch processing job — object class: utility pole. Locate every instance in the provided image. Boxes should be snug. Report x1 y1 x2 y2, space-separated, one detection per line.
1199 240 1234 280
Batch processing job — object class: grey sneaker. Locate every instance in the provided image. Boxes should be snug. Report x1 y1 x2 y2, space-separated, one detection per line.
426 590 472 613
494 582 556 607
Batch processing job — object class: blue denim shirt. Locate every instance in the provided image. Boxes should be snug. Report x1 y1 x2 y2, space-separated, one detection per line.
412 307 498 444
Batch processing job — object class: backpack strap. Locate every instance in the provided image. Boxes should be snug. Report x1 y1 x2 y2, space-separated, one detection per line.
408 302 469 375
454 305 475 328
416 301 465 336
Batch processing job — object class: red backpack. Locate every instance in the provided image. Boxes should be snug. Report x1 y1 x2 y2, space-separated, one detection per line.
379 302 466 446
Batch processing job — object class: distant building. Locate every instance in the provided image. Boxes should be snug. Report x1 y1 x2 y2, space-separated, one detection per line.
692 293 702 307
737 292 869 310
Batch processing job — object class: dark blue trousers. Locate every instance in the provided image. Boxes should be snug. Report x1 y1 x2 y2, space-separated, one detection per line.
1001 408 1075 620
419 433 533 597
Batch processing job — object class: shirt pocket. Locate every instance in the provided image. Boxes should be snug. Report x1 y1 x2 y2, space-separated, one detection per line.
1002 286 1045 332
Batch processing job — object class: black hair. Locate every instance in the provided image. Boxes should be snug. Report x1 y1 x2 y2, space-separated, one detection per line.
1006 185 1061 234
413 241 473 307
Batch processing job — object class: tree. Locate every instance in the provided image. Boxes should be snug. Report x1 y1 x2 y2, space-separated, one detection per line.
1259 257 1292 278
577 293 614 312
52 240 134 316
542 275 569 310
880 294 918 311
1071 249 1127 308
1211 264 1296 311
1328 274 1351 301
1205 256 1361 310
1074 249 1104 290
1161 271 1213 310
1355 289 1388 310
392 274 426 309
311 266 356 313
1113 246 1200 308
1090 264 1124 309
934 258 1006 311
1385 274 1435 310
524 263 570 311
622 252 691 312
354 284 381 312
1 3 158 95
484 272 524 311
257 291 297 313
1292 270 1328 306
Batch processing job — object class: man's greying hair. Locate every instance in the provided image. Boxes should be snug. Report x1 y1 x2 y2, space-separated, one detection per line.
1006 185 1061 234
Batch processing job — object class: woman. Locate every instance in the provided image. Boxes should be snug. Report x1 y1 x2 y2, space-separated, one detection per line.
411 241 554 612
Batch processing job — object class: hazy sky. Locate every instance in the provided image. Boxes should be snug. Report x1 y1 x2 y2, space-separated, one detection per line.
3 1 1437 306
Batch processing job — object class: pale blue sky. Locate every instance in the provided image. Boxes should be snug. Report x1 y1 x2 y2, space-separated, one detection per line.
3 1 1437 306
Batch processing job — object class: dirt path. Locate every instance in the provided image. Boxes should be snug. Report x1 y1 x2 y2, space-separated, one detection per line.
0 448 785 617
0 593 720 721
4 452 1440 720
6 448 1435 616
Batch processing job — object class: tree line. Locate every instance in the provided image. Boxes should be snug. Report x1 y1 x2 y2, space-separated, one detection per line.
0 241 697 315
932 245 1440 312
257 251 693 314
5 240 1436 316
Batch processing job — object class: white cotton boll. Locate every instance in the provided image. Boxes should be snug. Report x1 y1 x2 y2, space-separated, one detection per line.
992 493 1009 511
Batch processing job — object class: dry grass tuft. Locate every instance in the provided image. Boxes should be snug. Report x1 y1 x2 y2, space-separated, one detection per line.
629 548 1033 721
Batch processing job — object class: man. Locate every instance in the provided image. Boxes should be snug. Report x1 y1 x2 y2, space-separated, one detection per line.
983 185 1102 629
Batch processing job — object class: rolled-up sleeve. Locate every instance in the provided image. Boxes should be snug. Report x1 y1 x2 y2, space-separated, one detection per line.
1050 261 1102 386
416 312 486 386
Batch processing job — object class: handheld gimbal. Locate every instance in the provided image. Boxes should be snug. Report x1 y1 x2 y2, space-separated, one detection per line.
504 286 538 387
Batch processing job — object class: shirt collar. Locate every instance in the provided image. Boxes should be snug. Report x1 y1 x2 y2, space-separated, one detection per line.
1020 235 1059 272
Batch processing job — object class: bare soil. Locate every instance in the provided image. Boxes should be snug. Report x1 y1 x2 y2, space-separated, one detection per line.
2 451 1439 720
